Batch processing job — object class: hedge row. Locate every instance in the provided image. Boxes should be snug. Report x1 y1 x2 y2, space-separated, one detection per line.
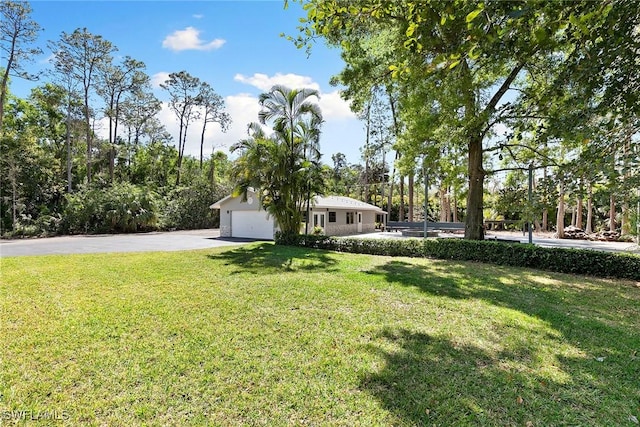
274 233 640 281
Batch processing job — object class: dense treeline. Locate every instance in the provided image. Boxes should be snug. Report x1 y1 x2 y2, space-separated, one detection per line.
1 0 639 241
0 1 231 237
297 0 640 240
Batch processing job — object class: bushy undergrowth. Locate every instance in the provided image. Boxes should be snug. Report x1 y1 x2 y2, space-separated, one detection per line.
62 183 159 234
275 232 640 280
160 180 222 230
4 180 226 237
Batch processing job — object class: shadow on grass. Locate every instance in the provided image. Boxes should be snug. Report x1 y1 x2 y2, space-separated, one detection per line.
360 327 639 425
366 260 640 352
362 260 640 425
207 243 338 274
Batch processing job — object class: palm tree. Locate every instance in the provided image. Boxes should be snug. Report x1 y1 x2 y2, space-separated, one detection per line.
296 114 323 233
231 86 323 235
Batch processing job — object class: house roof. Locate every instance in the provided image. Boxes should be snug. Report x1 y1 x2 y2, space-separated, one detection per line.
211 192 385 213
209 194 233 209
312 195 385 212
210 188 258 209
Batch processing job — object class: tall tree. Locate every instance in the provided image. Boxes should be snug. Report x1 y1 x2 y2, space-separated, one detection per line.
161 71 201 185
294 0 639 239
120 88 162 146
49 49 82 192
0 0 42 133
97 56 147 182
232 86 323 235
196 81 230 170
50 28 116 183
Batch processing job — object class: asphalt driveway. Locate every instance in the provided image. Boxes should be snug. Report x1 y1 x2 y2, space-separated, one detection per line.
0 229 255 257
2 229 638 258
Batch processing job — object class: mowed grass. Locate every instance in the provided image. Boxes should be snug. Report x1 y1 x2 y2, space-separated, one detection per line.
2 243 639 426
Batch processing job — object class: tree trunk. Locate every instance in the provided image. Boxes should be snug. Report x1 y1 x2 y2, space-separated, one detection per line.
621 130 631 235
84 99 92 184
586 183 593 234
465 135 485 240
439 186 444 221
439 185 447 222
66 113 73 193
399 176 405 221
609 194 616 231
199 123 207 170
9 155 17 228
107 95 115 183
446 186 452 221
113 100 121 180
453 194 458 222
210 154 216 187
386 87 400 221
408 173 414 222
621 200 630 235
576 197 583 230
0 33 16 134
387 151 399 220
109 144 115 183
556 182 565 238
364 102 371 203
541 166 548 231
571 205 576 227
175 120 186 186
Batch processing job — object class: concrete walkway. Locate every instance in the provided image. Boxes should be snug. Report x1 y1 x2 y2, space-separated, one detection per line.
0 229 254 257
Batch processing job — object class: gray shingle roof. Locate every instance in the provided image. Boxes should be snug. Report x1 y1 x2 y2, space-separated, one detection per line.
212 192 385 213
312 195 384 212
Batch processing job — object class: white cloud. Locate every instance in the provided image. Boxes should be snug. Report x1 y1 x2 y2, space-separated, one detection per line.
318 90 356 120
151 72 171 88
157 94 264 159
234 73 320 92
234 73 354 120
94 116 110 140
39 53 55 64
162 27 225 52
155 73 361 162
192 14 204 19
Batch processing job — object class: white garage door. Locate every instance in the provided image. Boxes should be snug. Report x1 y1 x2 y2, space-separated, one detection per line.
231 211 275 240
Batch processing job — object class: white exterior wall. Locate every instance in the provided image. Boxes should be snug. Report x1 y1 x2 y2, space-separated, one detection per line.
216 192 269 238
215 193 383 238
312 208 379 236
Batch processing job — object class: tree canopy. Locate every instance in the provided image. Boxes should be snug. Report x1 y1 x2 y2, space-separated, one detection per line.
231 85 323 235
293 0 640 239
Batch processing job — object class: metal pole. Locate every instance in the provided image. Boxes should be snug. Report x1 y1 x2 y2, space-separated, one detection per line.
528 163 533 244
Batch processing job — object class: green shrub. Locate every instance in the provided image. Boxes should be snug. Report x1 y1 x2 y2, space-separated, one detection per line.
160 180 225 230
62 183 159 234
275 234 640 280
2 213 63 238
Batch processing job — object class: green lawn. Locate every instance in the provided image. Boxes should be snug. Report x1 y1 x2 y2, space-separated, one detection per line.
2 243 639 426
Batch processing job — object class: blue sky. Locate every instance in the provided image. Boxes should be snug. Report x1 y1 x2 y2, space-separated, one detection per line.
12 0 366 164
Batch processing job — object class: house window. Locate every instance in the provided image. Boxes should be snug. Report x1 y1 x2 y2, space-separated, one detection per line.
346 212 355 224
328 212 336 223
314 213 325 227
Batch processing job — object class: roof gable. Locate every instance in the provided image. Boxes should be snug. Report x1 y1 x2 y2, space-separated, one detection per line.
212 192 384 213
210 189 258 209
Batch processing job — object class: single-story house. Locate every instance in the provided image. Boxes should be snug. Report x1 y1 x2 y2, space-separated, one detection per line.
210 190 387 240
